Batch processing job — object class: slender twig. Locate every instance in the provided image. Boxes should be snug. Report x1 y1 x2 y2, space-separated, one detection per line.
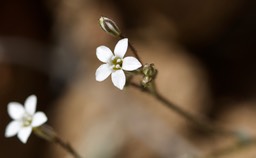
34 125 83 158
54 136 83 158
120 34 143 64
129 82 236 136
204 137 256 158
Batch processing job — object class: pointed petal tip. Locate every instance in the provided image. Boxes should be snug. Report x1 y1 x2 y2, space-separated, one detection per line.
18 127 32 144
122 56 142 71
117 86 124 90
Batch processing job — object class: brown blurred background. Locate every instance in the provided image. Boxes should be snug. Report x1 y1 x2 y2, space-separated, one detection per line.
0 0 256 157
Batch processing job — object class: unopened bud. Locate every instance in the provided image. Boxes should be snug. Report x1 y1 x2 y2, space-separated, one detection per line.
141 64 157 87
142 76 152 86
142 64 157 77
99 17 121 37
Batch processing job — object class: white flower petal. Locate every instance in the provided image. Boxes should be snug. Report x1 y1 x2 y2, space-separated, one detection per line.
8 102 25 120
5 121 22 137
31 112 47 127
96 46 113 62
114 38 128 58
122 56 142 71
25 95 37 115
111 70 126 90
18 127 32 144
96 64 112 81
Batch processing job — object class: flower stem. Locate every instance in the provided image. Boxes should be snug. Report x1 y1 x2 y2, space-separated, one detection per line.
129 82 235 136
54 135 83 158
34 125 83 158
120 35 143 64
204 137 256 158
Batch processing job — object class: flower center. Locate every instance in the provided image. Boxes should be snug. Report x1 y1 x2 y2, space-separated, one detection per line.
111 56 123 70
22 114 33 127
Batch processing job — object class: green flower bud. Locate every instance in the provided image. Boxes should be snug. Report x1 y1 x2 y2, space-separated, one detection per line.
142 64 157 77
141 64 157 87
142 76 152 87
99 17 121 37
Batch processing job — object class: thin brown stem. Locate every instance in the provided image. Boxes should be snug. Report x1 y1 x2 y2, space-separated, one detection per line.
120 34 143 64
129 82 236 136
204 137 256 158
54 136 83 158
34 125 83 158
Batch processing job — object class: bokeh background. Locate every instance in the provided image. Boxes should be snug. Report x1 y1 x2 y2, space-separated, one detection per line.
1 0 256 157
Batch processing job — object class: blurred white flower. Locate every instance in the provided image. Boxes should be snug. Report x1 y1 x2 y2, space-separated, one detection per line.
5 95 47 143
96 38 142 90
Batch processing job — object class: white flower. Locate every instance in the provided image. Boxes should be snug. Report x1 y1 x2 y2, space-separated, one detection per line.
96 38 142 90
5 95 48 143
